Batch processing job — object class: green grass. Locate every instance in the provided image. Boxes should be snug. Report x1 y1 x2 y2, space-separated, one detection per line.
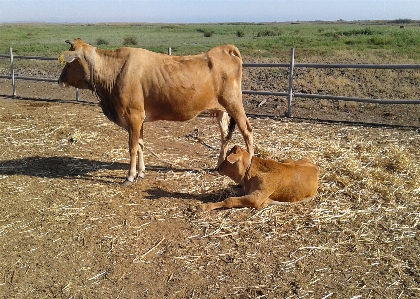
1 21 420 61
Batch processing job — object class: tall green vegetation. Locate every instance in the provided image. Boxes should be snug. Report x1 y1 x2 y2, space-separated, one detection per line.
1 21 420 60
122 36 138 46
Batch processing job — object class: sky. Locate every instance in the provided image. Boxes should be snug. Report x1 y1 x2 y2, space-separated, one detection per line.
0 0 419 24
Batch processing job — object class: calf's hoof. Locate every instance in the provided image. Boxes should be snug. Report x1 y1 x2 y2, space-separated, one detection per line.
200 203 217 211
199 204 208 211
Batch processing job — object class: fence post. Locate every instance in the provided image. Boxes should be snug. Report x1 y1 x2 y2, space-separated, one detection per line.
75 88 79 101
10 47 16 97
168 48 171 55
287 48 295 117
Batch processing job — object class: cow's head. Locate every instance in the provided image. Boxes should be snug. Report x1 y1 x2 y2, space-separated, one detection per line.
58 38 94 89
218 145 249 184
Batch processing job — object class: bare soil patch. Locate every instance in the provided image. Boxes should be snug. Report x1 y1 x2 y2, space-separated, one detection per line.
0 76 419 298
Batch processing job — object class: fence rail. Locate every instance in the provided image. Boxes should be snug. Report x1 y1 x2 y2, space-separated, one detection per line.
0 74 57 83
1 47 420 117
243 63 420 69
242 48 420 116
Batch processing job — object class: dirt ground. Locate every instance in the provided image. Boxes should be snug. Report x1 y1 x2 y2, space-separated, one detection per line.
0 74 419 299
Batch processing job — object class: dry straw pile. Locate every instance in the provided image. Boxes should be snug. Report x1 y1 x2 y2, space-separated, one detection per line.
0 97 419 298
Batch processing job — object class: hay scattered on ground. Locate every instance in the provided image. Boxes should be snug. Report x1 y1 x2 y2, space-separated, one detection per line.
0 98 419 298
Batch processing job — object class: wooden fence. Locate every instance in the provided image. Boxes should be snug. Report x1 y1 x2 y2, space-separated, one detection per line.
1 47 420 117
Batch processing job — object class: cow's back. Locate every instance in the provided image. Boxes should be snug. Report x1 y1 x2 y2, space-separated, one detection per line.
128 45 243 122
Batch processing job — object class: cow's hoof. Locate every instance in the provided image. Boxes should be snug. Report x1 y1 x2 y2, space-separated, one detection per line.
121 179 134 186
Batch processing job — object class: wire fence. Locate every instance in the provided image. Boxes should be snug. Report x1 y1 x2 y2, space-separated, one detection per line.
1 47 420 117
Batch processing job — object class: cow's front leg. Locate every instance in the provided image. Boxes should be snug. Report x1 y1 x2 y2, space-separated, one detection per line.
123 117 143 186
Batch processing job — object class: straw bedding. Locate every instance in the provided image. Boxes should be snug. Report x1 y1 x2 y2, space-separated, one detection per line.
0 94 419 298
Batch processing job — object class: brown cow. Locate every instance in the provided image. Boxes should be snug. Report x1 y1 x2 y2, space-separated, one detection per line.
58 39 253 185
201 145 319 210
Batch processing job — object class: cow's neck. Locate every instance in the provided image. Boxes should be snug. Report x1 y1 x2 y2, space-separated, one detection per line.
243 156 253 181
90 47 100 100
241 156 253 195
239 153 253 183
87 48 128 125
88 47 122 101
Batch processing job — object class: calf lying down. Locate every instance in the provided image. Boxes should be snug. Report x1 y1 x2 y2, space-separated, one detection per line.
201 145 319 210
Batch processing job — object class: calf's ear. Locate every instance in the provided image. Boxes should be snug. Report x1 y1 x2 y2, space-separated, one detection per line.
226 153 241 164
58 51 79 64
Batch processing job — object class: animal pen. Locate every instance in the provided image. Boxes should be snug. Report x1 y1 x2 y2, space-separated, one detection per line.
1 47 419 298
1 47 420 118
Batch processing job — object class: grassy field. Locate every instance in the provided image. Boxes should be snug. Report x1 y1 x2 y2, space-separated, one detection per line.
1 20 420 61
1 21 420 105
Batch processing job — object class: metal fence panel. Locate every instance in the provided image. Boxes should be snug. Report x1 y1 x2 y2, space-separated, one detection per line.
2 47 420 115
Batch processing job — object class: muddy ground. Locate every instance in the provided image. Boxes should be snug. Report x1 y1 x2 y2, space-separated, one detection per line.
0 72 419 299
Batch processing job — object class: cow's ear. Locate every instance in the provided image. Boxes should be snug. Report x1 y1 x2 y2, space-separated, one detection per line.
226 153 241 164
58 51 79 64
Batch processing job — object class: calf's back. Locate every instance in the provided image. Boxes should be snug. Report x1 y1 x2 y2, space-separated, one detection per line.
261 158 318 202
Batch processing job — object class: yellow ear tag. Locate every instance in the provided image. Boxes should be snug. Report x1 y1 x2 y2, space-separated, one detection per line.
58 55 65 64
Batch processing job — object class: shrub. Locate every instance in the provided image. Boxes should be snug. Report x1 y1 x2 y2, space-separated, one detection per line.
123 36 138 46
196 29 214 37
203 30 214 37
368 36 392 46
392 19 413 24
237 30 245 37
344 39 359 45
96 38 109 45
256 29 283 37
161 25 180 29
257 30 277 37
324 27 375 38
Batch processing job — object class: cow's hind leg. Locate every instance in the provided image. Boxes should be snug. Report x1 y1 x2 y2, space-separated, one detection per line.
232 111 253 158
215 111 236 166
220 93 254 159
137 124 146 179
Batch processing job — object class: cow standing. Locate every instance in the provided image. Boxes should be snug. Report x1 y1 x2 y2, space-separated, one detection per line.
58 39 253 185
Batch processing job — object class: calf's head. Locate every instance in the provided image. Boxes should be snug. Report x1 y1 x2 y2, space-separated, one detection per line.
58 39 93 89
218 145 249 184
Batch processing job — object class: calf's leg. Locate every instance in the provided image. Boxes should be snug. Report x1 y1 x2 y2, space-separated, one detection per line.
201 192 267 210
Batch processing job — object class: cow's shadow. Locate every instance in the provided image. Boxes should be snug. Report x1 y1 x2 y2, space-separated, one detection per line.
0 155 235 203
143 186 242 204
0 156 203 182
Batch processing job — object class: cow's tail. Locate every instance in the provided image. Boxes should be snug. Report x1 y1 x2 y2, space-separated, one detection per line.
227 115 236 140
